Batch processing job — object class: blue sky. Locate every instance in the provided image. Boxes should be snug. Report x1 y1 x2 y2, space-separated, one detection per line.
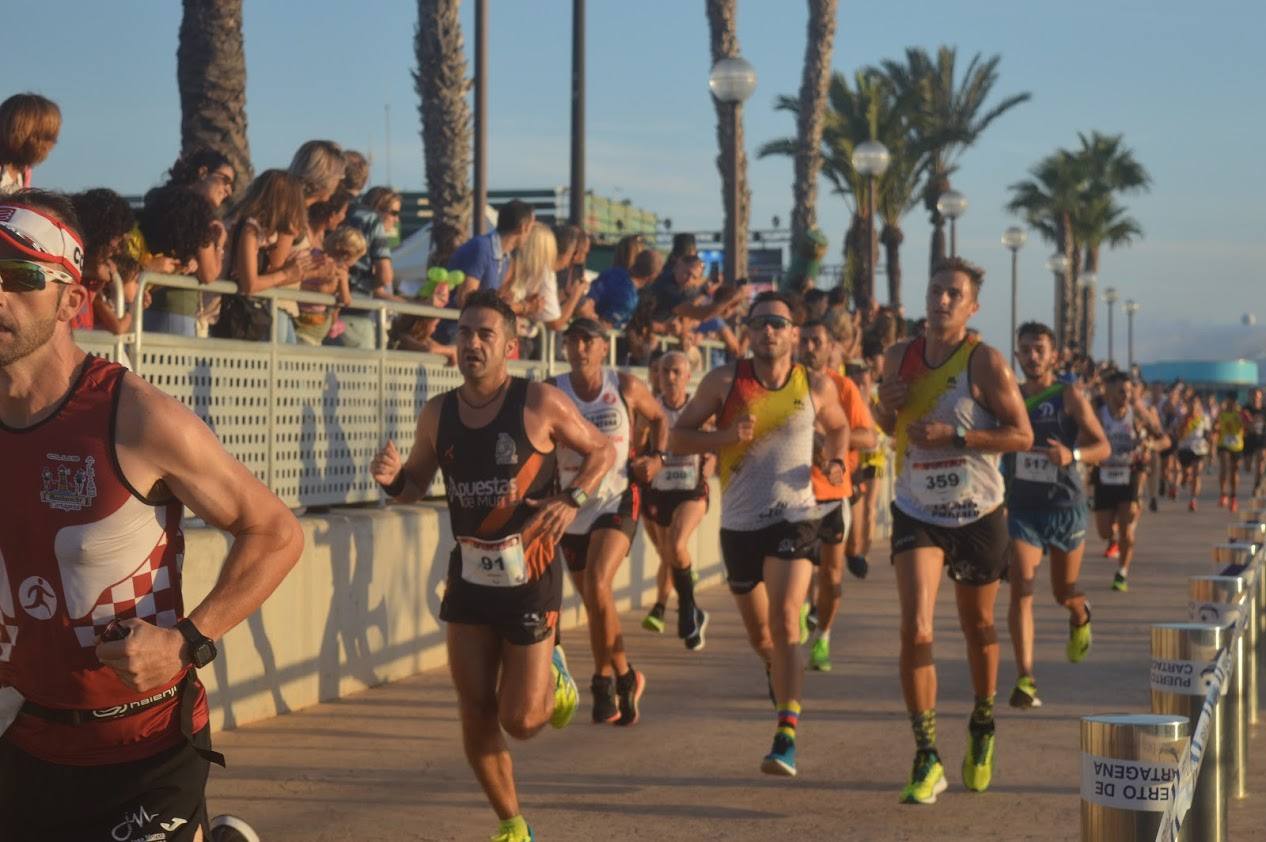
9 0 1266 363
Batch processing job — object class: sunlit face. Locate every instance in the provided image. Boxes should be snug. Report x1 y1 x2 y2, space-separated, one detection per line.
564 332 608 373
926 270 979 331
196 165 236 208
659 352 690 401
798 324 833 371
1017 332 1056 381
746 300 797 363
429 282 451 308
455 306 514 381
0 245 87 368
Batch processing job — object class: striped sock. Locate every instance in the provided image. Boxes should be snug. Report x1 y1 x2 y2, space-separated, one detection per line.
776 700 801 740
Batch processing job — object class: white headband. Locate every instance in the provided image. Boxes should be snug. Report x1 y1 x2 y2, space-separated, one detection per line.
0 204 85 283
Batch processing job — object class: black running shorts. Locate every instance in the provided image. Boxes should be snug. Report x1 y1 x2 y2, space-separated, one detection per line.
889 504 1010 586
720 518 822 595
1177 449 1204 469
0 727 213 841
440 551 563 645
816 501 847 546
643 485 708 528
558 488 639 573
1091 468 1142 512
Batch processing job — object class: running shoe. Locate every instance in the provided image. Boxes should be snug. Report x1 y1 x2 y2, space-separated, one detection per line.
549 646 578 729
1067 604 1092 663
805 606 819 635
1009 676 1042 709
684 606 708 652
490 818 534 842
591 675 619 724
962 725 996 792
615 668 645 726
798 603 811 645
1230 497 1240 513
760 732 797 776
1112 571 1129 593
1104 541 1120 559
1189 499 1198 512
1149 497 1158 512
1219 494 1229 508
808 636 831 672
847 554 870 579
210 816 261 842
641 602 666 633
899 751 948 804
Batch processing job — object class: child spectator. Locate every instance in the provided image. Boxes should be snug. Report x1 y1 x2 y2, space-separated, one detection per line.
0 94 60 194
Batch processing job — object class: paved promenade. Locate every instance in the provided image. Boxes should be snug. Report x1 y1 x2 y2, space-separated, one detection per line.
208 490 1266 841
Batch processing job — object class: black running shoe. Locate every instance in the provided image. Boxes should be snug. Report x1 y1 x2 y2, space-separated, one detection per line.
684 607 709 651
847 555 870 579
210 816 261 842
615 667 645 726
591 675 619 724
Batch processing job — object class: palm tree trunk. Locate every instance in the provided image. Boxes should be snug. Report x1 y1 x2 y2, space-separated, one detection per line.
790 0 837 250
415 0 473 234
924 169 949 273
177 0 253 193
845 213 869 313
706 0 750 280
1082 245 1100 356
881 223 903 311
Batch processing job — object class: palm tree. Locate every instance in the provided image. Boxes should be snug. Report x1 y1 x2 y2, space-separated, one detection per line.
414 0 473 235
880 46 1031 271
177 0 253 193
706 0 751 280
788 0 838 253
1076 194 1142 350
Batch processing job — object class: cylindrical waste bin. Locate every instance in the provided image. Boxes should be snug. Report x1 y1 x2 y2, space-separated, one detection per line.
1081 713 1189 842
1188 576 1248 799
1152 623 1229 842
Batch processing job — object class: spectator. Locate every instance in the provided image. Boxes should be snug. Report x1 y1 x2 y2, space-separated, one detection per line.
0 94 60 195
137 185 220 337
390 269 459 365
69 189 142 334
588 235 652 329
167 148 236 209
648 254 738 325
341 149 370 196
501 221 559 357
654 231 697 288
296 226 364 346
696 284 745 360
780 228 828 294
288 140 345 208
336 185 401 348
448 199 535 300
541 224 591 332
804 288 829 322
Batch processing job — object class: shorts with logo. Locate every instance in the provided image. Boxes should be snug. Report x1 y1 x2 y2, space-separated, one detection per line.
889 504 1010 586
559 487 639 573
1007 505 1089 553
815 500 851 546
644 484 709 528
1092 468 1142 511
720 518 822 595
0 726 212 841
440 550 563 645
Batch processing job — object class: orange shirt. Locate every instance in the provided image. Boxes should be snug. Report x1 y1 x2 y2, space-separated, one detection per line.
811 368 875 501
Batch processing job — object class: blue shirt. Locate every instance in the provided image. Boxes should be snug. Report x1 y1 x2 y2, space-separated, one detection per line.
447 230 508 291
345 204 392 297
588 267 639 329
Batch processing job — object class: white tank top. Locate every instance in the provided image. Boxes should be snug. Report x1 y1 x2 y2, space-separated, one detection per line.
651 394 702 492
554 369 631 533
893 341 1004 527
1099 404 1141 466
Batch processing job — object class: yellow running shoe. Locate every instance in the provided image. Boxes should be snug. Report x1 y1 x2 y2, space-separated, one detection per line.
490 816 533 842
549 645 578 729
899 751 948 804
962 726 996 792
1067 604 1092 663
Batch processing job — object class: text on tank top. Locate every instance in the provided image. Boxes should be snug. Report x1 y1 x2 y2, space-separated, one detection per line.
893 337 1004 527
1005 382 1084 508
0 356 205 765
715 360 817 530
652 394 702 492
436 377 558 588
552 369 631 504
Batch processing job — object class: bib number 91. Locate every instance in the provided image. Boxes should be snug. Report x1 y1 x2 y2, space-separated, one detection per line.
459 534 529 587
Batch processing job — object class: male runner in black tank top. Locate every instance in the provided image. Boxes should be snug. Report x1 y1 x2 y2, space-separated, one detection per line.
370 291 615 842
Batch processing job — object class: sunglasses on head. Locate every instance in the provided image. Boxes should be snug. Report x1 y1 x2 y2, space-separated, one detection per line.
0 258 76 292
746 314 792 331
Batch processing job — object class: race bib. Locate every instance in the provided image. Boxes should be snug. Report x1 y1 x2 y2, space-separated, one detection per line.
912 459 968 505
1015 452 1058 484
458 534 528 587
1100 466 1131 486
652 457 699 491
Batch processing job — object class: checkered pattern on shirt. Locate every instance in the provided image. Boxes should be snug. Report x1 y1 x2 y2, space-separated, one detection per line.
71 549 182 648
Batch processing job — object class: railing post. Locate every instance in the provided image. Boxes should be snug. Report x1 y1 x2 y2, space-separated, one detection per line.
112 267 127 364
377 305 387 447
1213 540 1260 727
1188 575 1250 800
132 274 150 378
267 297 279 490
1080 713 1188 841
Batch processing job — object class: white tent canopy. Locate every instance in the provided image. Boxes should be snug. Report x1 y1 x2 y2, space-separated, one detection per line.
392 206 498 298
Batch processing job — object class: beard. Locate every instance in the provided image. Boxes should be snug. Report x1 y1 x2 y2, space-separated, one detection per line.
0 313 58 367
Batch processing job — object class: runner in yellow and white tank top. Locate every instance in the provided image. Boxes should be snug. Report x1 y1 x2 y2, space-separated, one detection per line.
873 258 1033 804
1215 391 1247 510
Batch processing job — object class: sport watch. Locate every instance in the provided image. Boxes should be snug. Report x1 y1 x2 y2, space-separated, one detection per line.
564 486 590 508
1071 447 1083 463
952 425 969 449
176 618 218 669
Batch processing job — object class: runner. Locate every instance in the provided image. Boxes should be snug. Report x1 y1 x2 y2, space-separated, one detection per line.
370 291 614 842
1243 387 1265 496
1156 381 1184 505
1172 387 1212 512
641 350 711 650
550 317 666 726
1092 371 1169 592
798 320 876 672
0 192 301 840
1004 322 1110 709
850 339 890 578
1215 391 1246 511
873 258 1033 803
670 291 851 777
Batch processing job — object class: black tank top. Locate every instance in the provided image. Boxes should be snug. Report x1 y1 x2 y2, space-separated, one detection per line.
436 377 558 582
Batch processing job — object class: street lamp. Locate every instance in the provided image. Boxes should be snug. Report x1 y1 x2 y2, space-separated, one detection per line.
1045 254 1071 348
1103 286 1120 365
936 189 968 257
709 56 757 285
852 140 891 312
1001 226 1027 370
1125 299 1140 368
1078 270 1097 355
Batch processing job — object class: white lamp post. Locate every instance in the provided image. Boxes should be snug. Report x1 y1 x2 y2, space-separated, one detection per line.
1125 299 1140 368
1103 286 1120 365
1001 226 1027 369
709 56 757 284
936 189 968 257
1045 253 1072 348
852 140 891 311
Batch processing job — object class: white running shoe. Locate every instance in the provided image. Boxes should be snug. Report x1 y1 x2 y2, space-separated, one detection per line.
210 815 261 842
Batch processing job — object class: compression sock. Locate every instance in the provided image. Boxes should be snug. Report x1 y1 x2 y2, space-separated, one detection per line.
911 709 938 754
671 566 696 616
970 695 996 735
776 700 802 740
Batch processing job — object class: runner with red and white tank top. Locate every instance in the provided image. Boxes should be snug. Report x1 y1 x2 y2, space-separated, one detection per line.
0 192 302 841
550 317 667 727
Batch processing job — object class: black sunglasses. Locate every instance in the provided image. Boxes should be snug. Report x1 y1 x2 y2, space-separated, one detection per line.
746 314 792 331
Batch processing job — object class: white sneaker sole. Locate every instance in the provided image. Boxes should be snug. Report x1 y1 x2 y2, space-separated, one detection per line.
209 815 262 842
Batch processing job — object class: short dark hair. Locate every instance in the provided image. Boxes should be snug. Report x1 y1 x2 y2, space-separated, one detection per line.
751 290 796 322
805 289 828 307
496 200 535 235
670 232 696 257
140 185 215 261
70 188 135 265
1105 370 1130 387
461 288 517 336
1017 321 1056 345
931 256 986 294
802 318 828 333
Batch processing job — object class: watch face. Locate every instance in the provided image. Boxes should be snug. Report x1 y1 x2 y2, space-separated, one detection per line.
193 641 216 667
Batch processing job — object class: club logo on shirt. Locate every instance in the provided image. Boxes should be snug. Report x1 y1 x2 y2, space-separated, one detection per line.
495 432 519 466
1037 402 1056 418
19 576 56 620
40 453 97 512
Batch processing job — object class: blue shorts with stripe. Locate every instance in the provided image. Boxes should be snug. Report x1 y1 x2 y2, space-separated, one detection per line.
1007 505 1088 554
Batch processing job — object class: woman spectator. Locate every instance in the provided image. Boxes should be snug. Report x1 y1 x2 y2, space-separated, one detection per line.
588 234 649 330
541 224 593 332
167 148 236 208
337 186 402 348
0 94 60 195
136 185 221 336
69 189 143 334
502 222 558 356
296 226 365 346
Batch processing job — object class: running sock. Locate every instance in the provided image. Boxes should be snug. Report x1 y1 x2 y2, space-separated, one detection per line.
671 567 696 614
812 627 831 644
910 709 937 754
776 700 801 740
970 695 996 735
498 816 529 839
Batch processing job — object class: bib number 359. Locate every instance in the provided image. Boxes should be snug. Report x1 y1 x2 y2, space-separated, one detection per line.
912 460 968 506
459 534 529 587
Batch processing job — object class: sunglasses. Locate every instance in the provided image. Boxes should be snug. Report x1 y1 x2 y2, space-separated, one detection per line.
0 258 76 292
746 314 793 331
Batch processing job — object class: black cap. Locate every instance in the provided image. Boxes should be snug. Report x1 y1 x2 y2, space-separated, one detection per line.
563 317 606 339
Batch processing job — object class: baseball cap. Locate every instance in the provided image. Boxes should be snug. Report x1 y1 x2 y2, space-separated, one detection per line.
0 204 85 284
562 317 606 339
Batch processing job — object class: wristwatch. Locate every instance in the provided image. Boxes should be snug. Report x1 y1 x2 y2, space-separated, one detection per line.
1071 447 1083 463
952 425 968 449
564 486 589 508
176 618 218 669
